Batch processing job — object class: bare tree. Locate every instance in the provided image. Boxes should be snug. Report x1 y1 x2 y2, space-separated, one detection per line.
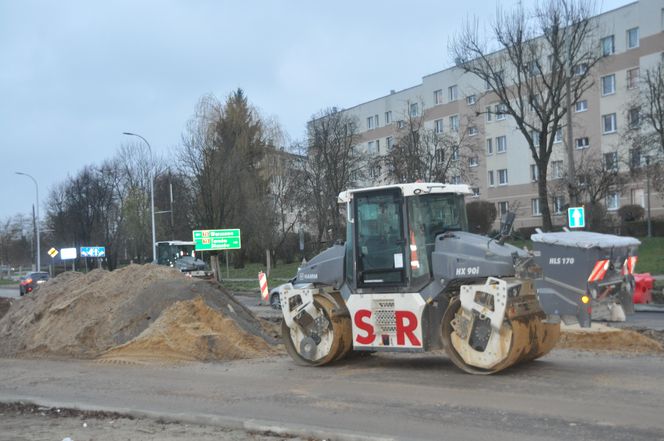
178 90 275 267
300 108 365 246
550 149 625 206
450 0 600 230
624 62 664 162
380 100 479 184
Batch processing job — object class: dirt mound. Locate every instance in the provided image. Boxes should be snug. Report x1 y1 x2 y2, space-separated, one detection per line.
0 265 277 361
0 298 11 320
557 328 664 354
100 297 277 362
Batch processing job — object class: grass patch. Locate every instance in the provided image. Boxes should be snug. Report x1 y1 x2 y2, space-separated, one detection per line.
0 279 17 286
634 237 664 275
218 261 301 292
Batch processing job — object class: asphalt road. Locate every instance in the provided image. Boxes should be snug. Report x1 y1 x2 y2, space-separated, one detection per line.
0 286 18 299
1 351 663 441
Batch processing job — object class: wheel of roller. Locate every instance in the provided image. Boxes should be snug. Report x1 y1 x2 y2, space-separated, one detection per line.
442 297 560 374
282 295 346 366
441 296 500 375
328 293 353 362
511 317 561 363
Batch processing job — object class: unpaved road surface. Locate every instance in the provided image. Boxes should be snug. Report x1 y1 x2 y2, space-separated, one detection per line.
0 402 306 441
1 351 663 441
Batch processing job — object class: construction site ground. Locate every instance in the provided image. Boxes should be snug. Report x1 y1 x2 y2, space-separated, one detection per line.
0 269 663 440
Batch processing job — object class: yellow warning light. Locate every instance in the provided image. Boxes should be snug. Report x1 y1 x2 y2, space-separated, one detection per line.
581 295 591 304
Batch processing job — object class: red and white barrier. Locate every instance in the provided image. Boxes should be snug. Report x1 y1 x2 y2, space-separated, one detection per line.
258 271 269 304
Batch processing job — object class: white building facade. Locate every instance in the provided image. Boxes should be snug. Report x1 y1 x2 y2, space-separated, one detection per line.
338 0 664 229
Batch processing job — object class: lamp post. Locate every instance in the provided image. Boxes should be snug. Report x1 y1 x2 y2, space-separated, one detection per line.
645 155 652 238
122 132 157 263
15 172 40 271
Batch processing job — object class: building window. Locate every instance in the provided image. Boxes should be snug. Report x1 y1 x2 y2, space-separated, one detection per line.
386 136 394 149
628 107 640 128
602 113 617 134
468 126 478 136
451 147 459 161
369 164 381 179
485 78 492 90
601 74 615 95
448 85 459 102
485 106 493 122
385 111 392 124
606 192 620 211
575 137 590 149
604 152 618 171
367 117 374 130
367 141 376 154
496 135 507 153
435 148 444 163
574 63 588 76
434 89 443 105
553 196 565 214
531 130 540 147
627 27 639 49
551 160 563 179
496 103 507 120
472 187 480 197
434 119 444 134
498 201 509 217
630 148 642 169
451 175 461 184
554 128 563 143
498 168 508 185
575 100 588 112
397 120 405 129
469 156 479 167
601 35 615 56
532 198 541 216
410 102 419 117
488 170 495 186
449 114 459 132
627 67 639 90
486 138 493 155
530 164 539 182
466 94 476 105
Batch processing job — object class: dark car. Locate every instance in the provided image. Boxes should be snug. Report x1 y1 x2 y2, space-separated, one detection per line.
19 272 49 296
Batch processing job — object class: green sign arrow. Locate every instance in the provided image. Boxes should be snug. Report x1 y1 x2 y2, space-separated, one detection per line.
192 229 241 251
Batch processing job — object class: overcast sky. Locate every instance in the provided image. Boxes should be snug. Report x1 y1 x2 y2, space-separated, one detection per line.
0 0 628 221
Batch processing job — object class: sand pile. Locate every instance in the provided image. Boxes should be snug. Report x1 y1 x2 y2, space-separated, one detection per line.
100 297 276 362
557 327 663 354
0 265 278 361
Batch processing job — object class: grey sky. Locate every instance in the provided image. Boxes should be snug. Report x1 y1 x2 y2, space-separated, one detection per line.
0 0 628 221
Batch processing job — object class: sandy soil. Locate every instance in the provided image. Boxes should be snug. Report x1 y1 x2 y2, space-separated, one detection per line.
0 265 278 362
557 325 664 353
0 402 308 441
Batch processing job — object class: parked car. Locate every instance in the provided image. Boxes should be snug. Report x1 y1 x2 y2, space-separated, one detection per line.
19 272 49 296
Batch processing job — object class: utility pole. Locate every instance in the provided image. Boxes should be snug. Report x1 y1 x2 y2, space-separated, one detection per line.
565 76 577 206
646 156 652 238
16 172 40 272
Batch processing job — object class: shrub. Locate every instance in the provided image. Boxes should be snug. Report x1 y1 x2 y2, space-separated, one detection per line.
466 200 497 235
618 204 645 222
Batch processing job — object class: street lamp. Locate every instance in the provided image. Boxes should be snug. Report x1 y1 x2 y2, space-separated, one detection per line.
15 171 40 271
122 132 157 263
645 155 652 238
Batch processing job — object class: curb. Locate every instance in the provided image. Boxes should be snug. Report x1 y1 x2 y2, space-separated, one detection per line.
0 395 395 441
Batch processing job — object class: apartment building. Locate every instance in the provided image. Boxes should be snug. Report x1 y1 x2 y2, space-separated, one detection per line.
338 0 664 229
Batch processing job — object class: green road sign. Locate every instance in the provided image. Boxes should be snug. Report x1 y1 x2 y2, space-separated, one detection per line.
193 229 241 251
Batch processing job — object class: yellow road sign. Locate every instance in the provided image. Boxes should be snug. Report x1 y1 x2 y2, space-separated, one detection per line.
48 247 58 258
